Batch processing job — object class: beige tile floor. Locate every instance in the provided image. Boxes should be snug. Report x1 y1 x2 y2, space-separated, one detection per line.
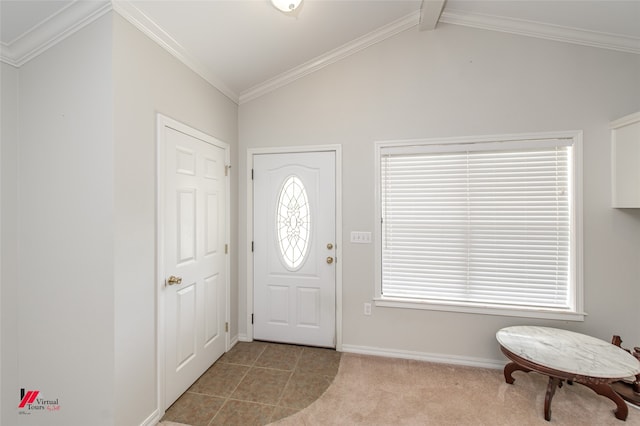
161 341 341 426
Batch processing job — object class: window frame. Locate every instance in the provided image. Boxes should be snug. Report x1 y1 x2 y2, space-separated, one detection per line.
374 131 585 321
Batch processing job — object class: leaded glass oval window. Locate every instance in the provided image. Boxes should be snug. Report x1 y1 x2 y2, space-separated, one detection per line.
276 175 311 270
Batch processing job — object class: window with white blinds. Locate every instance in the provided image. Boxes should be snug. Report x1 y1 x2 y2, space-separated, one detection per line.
377 134 581 316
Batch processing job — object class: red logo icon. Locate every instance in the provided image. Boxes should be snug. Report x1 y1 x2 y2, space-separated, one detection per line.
19 389 39 408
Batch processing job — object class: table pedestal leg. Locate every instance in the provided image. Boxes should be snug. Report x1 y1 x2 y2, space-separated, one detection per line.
504 362 532 384
544 377 562 421
581 382 629 421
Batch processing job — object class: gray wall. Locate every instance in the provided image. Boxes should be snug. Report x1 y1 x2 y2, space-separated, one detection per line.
239 23 640 363
6 15 115 425
112 13 238 425
0 12 239 426
1 61 19 426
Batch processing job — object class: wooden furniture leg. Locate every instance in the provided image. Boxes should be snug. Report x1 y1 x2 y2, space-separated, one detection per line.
582 382 629 421
544 377 562 421
611 335 640 408
504 361 532 384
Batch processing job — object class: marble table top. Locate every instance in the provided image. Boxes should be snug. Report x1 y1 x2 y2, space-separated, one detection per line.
497 326 640 379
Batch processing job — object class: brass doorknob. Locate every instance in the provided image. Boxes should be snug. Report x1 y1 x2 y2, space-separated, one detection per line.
167 275 182 285
327 243 334 250
326 256 334 264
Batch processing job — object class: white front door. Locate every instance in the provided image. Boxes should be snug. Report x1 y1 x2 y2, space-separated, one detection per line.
253 151 336 348
160 117 228 408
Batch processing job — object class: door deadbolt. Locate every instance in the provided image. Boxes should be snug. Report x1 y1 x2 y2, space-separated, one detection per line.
167 275 182 285
326 256 334 264
327 243 334 250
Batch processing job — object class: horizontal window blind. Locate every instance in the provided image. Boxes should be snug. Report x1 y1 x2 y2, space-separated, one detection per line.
381 140 573 310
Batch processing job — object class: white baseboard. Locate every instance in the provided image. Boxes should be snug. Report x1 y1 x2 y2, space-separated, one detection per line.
229 334 239 349
140 409 162 426
341 344 505 370
231 337 504 369
237 334 252 342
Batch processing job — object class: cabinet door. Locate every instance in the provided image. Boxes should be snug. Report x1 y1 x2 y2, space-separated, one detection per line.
611 112 640 208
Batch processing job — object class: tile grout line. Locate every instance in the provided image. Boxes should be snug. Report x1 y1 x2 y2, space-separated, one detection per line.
207 344 268 426
166 343 340 426
270 346 305 422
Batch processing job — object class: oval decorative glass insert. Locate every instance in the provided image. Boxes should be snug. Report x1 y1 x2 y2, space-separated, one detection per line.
276 175 311 270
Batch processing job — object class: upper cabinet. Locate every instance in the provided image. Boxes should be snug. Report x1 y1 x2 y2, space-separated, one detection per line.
611 112 640 208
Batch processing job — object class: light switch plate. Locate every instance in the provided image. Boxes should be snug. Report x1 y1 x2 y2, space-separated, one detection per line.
351 231 372 243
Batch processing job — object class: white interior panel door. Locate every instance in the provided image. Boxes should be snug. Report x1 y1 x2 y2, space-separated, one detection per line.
163 122 227 408
253 151 336 348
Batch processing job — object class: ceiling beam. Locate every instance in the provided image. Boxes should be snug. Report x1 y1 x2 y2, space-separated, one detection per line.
419 0 446 31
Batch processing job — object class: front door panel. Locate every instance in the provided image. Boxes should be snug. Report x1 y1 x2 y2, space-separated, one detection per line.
253 151 336 347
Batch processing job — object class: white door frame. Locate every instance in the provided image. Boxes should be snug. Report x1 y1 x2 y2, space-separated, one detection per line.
156 113 231 414
246 145 342 351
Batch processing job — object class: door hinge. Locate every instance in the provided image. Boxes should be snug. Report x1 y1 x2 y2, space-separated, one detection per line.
251 314 254 324
225 243 228 254
251 241 254 252
225 164 231 176
251 169 254 180
225 322 229 332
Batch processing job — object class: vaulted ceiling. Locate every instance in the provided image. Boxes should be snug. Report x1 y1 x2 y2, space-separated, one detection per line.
2 0 639 104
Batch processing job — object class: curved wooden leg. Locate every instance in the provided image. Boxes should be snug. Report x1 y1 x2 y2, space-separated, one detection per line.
504 362 532 384
544 377 562 421
582 382 629 421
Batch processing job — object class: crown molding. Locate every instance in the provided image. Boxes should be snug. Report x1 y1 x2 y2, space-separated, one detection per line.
3 2 637 103
440 9 640 55
112 1 239 104
0 1 113 67
0 45 18 68
0 0 239 103
610 111 640 129
238 11 421 104
239 7 640 104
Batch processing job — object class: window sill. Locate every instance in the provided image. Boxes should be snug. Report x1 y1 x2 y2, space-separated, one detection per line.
373 297 586 322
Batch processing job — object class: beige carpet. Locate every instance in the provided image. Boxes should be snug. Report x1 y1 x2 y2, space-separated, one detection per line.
271 353 640 426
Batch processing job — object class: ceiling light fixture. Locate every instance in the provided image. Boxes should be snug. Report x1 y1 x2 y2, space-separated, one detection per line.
271 0 302 13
